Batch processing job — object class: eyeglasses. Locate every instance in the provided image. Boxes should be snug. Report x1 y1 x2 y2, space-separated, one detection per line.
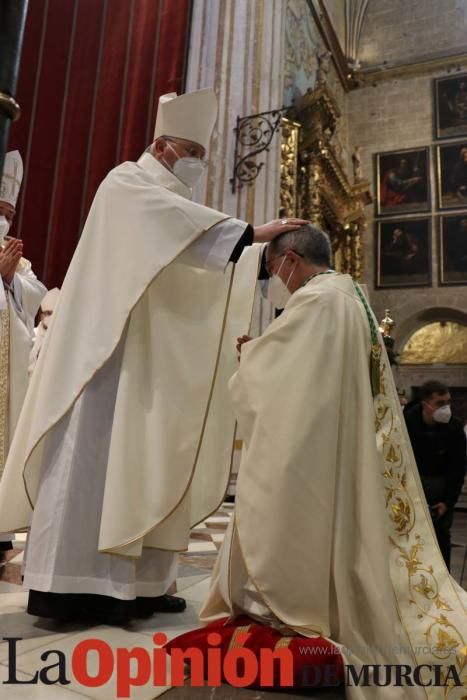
164 136 206 160
264 250 304 276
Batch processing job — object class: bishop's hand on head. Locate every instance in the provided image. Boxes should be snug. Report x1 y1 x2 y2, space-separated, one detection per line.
253 218 309 244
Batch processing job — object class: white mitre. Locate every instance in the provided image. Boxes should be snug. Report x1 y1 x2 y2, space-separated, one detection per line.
41 287 60 312
0 150 23 207
153 88 218 150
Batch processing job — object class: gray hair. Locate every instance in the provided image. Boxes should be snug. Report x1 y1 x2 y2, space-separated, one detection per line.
269 223 332 267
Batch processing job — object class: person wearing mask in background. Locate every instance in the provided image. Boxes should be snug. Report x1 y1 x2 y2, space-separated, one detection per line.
405 380 466 569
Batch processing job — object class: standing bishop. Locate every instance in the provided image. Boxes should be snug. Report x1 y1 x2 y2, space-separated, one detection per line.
0 89 305 622
0 150 46 559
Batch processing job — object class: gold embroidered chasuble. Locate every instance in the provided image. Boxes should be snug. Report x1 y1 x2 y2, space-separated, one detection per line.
201 272 467 700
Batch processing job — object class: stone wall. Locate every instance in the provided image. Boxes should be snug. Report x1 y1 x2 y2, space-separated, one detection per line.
185 0 351 336
359 0 467 67
347 63 467 363
185 0 286 334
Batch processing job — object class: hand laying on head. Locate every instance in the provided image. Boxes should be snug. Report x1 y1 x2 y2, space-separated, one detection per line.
0 238 23 284
253 218 309 244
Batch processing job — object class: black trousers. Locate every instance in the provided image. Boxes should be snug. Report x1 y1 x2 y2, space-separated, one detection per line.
432 508 454 571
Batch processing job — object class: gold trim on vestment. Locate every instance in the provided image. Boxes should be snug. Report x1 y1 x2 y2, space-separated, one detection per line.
98 263 238 553
232 516 325 637
189 247 263 535
376 354 466 697
228 625 252 651
274 637 293 650
21 218 230 515
0 306 9 477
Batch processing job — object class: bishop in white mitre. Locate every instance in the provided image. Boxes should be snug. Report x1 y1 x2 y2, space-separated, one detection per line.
0 89 305 623
0 151 46 558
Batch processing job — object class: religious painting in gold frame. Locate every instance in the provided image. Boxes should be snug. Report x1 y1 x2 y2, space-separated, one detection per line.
434 72 467 140
438 213 467 285
375 147 430 217
375 217 431 289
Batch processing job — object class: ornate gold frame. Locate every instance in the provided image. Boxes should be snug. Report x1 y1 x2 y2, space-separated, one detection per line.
280 83 371 279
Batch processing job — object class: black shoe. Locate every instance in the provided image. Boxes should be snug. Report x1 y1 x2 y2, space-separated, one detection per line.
137 594 186 614
28 590 133 626
28 590 78 622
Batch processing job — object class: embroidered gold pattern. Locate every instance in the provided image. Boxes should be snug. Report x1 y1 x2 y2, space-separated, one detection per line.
228 625 252 651
0 306 9 477
375 343 466 698
274 637 293 650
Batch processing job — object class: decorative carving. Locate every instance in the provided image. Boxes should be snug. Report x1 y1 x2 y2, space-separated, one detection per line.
316 50 332 86
400 322 467 365
230 109 286 193
280 82 372 280
279 118 301 219
352 145 363 183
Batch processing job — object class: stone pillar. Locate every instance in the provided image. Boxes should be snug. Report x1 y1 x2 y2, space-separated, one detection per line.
186 0 287 333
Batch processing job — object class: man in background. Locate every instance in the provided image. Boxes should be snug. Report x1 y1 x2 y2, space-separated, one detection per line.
405 380 466 569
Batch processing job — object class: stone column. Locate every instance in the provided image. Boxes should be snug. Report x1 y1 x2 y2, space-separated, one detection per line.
186 0 287 333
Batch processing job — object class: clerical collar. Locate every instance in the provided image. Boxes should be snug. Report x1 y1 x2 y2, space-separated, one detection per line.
301 269 335 287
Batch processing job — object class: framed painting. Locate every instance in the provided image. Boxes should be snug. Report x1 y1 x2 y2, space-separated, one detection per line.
375 147 430 216
439 214 467 285
434 73 467 140
436 141 467 209
375 217 432 288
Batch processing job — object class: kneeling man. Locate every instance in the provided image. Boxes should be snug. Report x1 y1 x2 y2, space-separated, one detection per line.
201 224 467 699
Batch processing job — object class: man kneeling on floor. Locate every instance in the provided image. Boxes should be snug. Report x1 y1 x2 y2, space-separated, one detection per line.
200 224 467 700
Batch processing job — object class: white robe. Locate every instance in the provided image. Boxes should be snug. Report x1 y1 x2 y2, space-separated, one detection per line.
0 154 261 598
201 272 467 700
23 221 253 599
0 261 46 544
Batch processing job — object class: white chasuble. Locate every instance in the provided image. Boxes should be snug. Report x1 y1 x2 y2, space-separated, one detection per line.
0 153 260 595
201 272 467 700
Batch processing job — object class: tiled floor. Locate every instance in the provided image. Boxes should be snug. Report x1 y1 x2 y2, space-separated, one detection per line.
0 505 234 700
0 505 465 699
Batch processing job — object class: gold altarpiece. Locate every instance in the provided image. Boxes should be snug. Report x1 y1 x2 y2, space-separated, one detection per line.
279 84 371 279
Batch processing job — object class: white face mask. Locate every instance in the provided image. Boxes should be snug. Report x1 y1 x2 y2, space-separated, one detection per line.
0 216 10 242
432 405 451 424
267 256 295 309
166 142 207 188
